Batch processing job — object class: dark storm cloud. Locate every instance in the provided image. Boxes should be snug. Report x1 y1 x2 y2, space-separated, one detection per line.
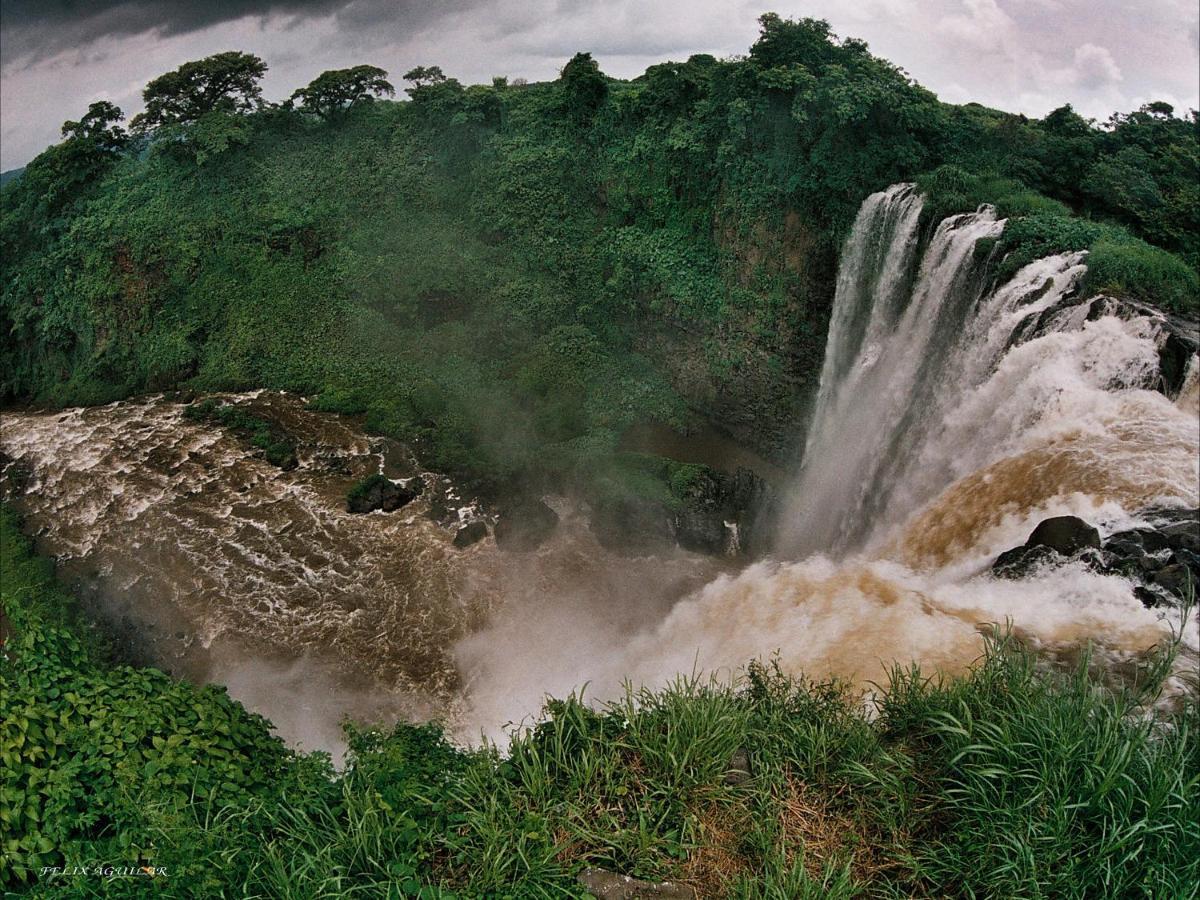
0 0 481 66
1 1 329 61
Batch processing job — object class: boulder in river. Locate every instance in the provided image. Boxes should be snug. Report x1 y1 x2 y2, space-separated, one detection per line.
993 516 1101 578
993 509 1199 608
1027 516 1102 555
346 474 422 514
494 499 559 551
452 520 488 548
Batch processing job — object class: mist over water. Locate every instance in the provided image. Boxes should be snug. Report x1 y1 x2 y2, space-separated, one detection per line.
2 184 1197 749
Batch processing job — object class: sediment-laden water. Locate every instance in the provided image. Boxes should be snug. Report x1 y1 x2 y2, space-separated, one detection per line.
3 184 1197 748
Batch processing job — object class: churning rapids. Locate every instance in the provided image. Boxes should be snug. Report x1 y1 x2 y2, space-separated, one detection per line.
3 183 1197 752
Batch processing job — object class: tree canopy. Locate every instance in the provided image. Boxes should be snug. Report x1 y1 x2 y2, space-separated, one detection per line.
291 65 395 120
403 66 447 93
60 101 128 151
1 17 1196 501
559 52 608 122
131 51 267 132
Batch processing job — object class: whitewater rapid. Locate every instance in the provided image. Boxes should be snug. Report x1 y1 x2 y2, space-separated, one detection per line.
2 184 1197 746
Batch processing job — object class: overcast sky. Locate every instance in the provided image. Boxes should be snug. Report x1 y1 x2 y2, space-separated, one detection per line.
2 0 1197 170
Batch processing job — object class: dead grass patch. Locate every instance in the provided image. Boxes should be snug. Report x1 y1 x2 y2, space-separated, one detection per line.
680 792 755 897
777 775 886 886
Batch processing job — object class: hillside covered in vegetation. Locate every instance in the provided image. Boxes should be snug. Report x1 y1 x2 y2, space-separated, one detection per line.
2 14 1197 508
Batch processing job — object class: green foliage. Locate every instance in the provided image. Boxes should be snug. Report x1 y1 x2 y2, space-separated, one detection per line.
871 640 1200 897
60 101 128 152
0 505 298 887
292 65 396 121
916 164 1071 224
346 473 392 506
131 51 267 132
994 214 1199 312
1084 238 1200 313
559 52 608 124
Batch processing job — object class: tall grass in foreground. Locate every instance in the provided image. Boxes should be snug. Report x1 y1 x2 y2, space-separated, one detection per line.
6 500 1197 897
93 638 1196 898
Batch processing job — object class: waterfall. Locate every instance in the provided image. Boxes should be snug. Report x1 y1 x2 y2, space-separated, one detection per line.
1 185 1196 742
778 184 1194 562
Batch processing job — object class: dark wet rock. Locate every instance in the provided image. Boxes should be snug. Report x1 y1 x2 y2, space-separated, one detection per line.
672 466 772 557
1101 508 1200 607
724 747 752 786
995 510 1199 605
1089 299 1197 397
577 868 695 899
422 480 460 528
993 543 1064 579
673 504 729 555
1133 585 1164 608
993 516 1100 578
494 500 559 551
587 465 773 558
588 496 674 554
452 520 488 548
1151 563 1193 597
1027 516 1102 555
1159 521 1200 555
346 474 421 514
1075 547 1119 574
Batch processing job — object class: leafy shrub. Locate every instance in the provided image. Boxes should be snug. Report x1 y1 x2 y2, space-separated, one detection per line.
0 507 297 887
1083 238 1200 313
3 500 1197 894
346 473 392 506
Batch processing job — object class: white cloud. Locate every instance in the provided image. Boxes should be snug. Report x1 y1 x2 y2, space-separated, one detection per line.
937 0 1018 52
1072 42 1122 89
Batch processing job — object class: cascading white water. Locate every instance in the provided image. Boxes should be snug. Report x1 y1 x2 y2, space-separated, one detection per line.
777 185 1194 561
780 189 1009 556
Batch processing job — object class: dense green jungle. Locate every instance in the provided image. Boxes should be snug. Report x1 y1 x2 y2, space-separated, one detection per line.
2 13 1199 897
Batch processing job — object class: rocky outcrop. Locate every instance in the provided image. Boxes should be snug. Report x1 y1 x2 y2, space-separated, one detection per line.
577 868 695 899
346 474 422 514
1011 295 1198 397
587 466 775 559
993 509 1199 607
672 466 772 557
494 500 559 551
1102 508 1199 607
587 496 675 554
452 520 488 548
